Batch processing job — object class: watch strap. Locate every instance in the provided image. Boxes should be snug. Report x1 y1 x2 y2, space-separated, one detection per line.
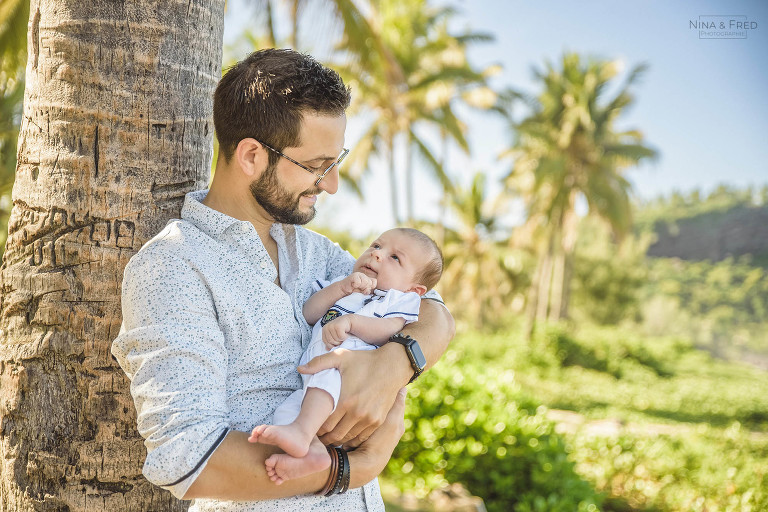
389 334 425 384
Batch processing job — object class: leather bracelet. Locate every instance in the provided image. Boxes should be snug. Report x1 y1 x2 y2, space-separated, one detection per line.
339 446 351 494
318 446 338 496
326 446 346 496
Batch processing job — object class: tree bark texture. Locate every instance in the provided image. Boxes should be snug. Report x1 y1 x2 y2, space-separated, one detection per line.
0 1 224 510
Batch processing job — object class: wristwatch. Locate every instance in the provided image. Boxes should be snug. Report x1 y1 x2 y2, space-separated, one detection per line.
389 333 427 384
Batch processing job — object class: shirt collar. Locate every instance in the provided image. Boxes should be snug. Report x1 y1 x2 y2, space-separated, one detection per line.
181 190 253 239
180 190 298 285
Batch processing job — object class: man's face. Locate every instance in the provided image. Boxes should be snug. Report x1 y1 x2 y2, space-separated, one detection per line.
249 114 346 225
248 163 320 225
354 230 429 293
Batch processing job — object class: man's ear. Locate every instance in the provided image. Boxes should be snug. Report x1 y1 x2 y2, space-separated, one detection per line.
234 138 268 178
408 284 428 296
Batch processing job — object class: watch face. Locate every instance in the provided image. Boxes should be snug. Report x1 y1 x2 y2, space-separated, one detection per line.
409 340 427 370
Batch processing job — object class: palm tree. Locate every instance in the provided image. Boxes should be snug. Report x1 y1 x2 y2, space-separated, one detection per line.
231 1 494 222
0 1 225 509
333 0 492 224
503 53 657 336
436 171 525 328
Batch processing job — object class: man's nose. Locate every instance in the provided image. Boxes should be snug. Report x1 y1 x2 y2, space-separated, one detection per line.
317 166 339 195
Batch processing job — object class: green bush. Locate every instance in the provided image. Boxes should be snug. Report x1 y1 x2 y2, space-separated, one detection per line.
535 325 680 378
529 325 768 430
386 348 602 512
570 423 768 512
386 324 768 511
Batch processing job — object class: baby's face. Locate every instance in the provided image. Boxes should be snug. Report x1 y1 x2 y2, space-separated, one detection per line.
353 230 428 293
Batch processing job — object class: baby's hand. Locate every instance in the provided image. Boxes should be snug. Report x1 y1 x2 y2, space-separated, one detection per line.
323 315 353 350
341 272 377 295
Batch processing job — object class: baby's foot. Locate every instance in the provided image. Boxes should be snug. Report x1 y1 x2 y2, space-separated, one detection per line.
264 440 331 485
248 423 313 458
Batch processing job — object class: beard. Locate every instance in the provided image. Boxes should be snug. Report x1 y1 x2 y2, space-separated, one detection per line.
249 163 321 225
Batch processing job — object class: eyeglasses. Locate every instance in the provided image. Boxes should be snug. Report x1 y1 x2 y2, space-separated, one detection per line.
256 140 349 186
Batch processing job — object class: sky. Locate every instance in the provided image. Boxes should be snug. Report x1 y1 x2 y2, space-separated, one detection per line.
223 0 768 237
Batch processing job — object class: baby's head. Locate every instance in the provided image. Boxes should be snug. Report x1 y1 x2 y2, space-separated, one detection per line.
353 228 443 295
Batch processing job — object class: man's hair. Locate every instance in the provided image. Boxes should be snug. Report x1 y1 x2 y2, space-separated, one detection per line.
213 48 351 162
394 228 443 291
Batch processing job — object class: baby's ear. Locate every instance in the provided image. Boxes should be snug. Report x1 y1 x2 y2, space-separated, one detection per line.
408 283 427 296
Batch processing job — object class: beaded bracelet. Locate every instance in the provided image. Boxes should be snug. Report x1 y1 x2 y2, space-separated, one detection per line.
339 446 351 494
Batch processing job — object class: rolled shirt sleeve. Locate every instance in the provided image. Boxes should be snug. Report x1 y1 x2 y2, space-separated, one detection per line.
112 248 230 496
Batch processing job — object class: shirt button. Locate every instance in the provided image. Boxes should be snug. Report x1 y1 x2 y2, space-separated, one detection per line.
260 260 268 269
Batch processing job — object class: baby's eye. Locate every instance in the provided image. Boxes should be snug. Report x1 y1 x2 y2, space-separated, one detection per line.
391 254 400 261
372 243 381 249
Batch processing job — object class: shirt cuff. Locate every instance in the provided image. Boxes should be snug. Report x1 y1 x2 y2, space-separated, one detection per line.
156 428 230 499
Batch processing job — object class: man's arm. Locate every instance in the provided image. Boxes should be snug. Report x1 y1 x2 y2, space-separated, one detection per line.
184 388 408 500
300 298 454 446
400 298 454 371
184 432 326 499
113 250 341 500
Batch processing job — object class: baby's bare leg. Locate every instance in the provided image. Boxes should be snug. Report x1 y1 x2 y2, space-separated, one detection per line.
264 435 330 484
249 387 334 458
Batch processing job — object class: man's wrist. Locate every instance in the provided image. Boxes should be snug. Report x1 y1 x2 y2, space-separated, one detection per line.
388 333 427 384
378 342 414 388
347 447 378 489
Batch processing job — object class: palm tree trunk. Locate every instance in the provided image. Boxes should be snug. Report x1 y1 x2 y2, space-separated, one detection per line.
559 251 573 319
387 136 400 224
435 130 449 247
404 130 414 224
266 0 278 47
535 243 554 325
0 1 224 510
558 206 578 320
548 246 565 323
289 0 300 49
524 257 541 339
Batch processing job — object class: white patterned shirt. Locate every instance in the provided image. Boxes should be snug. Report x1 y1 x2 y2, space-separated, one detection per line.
113 190 393 511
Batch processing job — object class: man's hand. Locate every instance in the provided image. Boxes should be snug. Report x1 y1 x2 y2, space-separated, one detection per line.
322 315 353 349
340 272 377 295
346 387 407 488
297 345 409 446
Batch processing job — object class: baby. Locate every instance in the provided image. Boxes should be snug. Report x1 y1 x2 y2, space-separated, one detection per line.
249 227 443 484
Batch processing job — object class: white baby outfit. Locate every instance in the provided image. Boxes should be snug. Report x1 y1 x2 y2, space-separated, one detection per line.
272 276 421 425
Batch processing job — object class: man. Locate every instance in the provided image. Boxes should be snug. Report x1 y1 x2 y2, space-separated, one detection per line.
112 49 454 511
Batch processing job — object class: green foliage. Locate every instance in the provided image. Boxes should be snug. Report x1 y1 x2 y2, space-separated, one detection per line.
571 423 768 511
570 217 651 325
385 324 768 511
639 256 768 357
503 52 656 326
535 325 676 379
527 324 768 430
438 172 530 329
635 184 766 232
332 0 493 222
386 333 603 512
0 0 29 258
